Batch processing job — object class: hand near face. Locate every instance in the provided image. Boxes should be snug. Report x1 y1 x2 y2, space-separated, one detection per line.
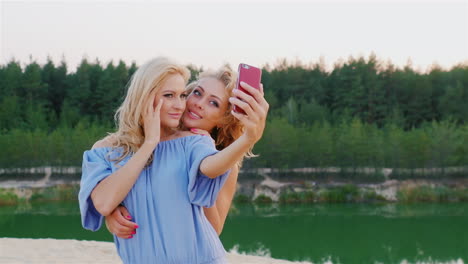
229 82 269 144
105 206 138 239
142 91 163 147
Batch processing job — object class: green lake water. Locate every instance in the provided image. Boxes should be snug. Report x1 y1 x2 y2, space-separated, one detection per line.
0 202 467 264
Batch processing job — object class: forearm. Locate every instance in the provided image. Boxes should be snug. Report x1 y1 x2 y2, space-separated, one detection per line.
203 166 239 235
203 206 222 235
200 136 251 178
91 143 156 216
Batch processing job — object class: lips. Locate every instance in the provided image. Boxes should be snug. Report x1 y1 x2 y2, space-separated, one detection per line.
188 110 202 120
168 113 182 119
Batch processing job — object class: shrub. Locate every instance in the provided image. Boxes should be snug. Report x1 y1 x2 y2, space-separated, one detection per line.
254 194 273 204
279 191 301 203
0 190 19 205
233 194 251 204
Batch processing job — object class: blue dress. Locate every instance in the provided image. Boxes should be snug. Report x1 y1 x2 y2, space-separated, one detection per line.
78 135 230 264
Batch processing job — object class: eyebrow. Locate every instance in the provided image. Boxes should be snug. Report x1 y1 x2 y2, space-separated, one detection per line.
161 90 175 93
197 86 222 101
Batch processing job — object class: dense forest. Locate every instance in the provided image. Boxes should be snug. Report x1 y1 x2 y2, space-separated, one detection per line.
1 55 467 180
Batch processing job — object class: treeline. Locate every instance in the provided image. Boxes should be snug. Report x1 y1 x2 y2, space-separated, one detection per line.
251 118 468 177
1 56 467 175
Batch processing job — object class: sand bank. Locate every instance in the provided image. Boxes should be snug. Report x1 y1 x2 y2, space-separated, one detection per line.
0 238 309 264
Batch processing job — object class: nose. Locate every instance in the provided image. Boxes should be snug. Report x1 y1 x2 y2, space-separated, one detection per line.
193 98 204 110
174 97 186 110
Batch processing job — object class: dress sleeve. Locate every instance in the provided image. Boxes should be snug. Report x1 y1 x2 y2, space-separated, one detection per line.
78 148 112 231
186 135 230 208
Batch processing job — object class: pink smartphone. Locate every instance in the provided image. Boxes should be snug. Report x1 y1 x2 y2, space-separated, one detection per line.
233 63 262 114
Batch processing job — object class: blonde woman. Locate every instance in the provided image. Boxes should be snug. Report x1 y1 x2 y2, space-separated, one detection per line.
78 58 268 263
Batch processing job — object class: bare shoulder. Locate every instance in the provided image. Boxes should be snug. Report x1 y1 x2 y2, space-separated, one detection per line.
92 135 116 149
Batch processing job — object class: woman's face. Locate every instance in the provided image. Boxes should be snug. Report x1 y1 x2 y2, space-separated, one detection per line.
182 77 230 132
154 74 187 130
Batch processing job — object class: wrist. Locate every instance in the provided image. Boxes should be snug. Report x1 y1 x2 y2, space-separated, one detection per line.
239 134 255 148
142 140 158 150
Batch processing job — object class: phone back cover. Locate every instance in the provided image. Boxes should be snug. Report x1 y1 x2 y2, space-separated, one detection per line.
238 64 262 90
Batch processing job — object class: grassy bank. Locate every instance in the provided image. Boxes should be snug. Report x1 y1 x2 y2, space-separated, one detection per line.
236 184 468 205
0 184 79 205
1 183 468 205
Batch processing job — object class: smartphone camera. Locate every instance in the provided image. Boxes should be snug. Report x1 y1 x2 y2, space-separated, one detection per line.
242 64 250 69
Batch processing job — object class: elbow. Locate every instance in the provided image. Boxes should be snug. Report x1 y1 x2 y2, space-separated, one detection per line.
93 199 113 216
91 194 114 217
200 168 219 179
205 173 218 179
214 224 224 236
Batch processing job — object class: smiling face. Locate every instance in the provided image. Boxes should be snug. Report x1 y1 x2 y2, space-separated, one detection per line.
153 73 188 134
182 77 230 132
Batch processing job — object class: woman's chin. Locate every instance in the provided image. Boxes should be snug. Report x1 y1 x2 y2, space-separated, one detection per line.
162 120 182 129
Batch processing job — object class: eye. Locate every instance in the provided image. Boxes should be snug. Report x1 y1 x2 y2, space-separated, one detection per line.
210 100 219 108
193 89 201 96
181 93 188 100
164 93 174 98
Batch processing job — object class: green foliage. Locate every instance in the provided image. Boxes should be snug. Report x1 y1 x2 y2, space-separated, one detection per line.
362 190 386 202
279 191 302 203
253 194 273 204
30 185 79 202
318 184 360 203
0 56 468 178
397 185 457 203
233 194 251 203
279 190 316 203
0 189 19 205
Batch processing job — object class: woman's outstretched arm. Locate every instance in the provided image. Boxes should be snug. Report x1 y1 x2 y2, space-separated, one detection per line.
200 82 269 178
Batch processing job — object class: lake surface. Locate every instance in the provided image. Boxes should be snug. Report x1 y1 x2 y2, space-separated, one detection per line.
0 202 467 264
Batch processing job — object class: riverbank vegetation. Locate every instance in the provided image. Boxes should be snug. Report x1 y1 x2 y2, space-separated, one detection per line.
2 183 467 205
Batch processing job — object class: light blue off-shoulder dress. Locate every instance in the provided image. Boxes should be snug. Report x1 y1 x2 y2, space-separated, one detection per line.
78 135 230 264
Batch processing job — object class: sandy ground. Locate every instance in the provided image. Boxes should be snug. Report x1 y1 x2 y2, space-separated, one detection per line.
0 238 309 264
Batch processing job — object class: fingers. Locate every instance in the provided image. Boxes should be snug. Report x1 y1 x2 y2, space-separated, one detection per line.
120 205 131 218
229 96 256 120
239 81 263 103
110 207 138 239
232 90 262 116
106 215 135 239
231 109 249 123
236 82 269 112
154 99 163 116
241 82 269 111
190 128 210 136
146 90 157 115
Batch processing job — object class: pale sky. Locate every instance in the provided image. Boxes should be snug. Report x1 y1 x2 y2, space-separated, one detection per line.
1 0 467 72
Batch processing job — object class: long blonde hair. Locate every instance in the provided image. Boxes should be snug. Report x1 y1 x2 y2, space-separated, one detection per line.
186 66 255 167
108 57 190 164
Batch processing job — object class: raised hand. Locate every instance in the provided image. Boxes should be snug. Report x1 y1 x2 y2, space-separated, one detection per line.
229 82 269 145
142 91 164 147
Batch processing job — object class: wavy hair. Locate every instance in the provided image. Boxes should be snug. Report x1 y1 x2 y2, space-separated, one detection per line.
107 57 190 164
